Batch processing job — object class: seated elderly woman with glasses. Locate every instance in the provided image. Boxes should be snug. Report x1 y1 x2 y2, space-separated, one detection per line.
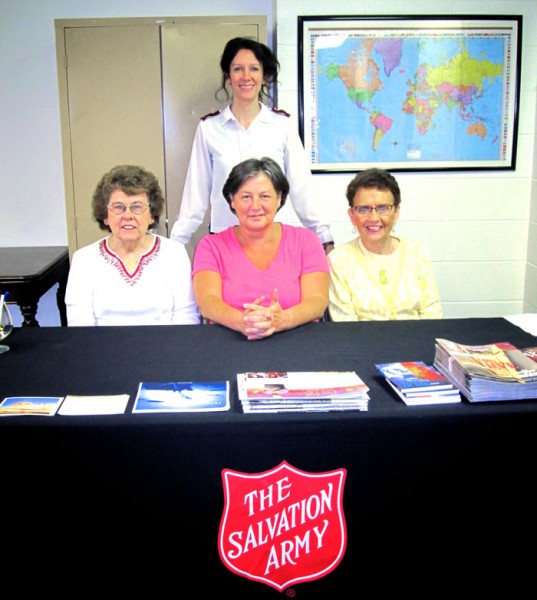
328 168 442 321
65 164 200 325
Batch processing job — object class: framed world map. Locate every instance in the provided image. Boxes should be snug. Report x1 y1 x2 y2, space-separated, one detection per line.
298 15 522 172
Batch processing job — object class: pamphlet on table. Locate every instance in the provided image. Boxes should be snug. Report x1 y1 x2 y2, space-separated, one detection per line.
0 396 64 416
58 394 130 415
237 371 369 412
133 381 230 413
522 347 537 362
433 339 537 402
375 361 461 405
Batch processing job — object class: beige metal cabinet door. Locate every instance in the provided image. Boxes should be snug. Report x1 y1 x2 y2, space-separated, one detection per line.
62 25 165 252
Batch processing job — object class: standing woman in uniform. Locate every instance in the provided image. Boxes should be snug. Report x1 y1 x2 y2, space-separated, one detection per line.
170 37 334 253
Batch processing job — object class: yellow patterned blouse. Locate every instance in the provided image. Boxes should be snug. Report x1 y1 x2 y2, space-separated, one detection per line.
328 237 443 321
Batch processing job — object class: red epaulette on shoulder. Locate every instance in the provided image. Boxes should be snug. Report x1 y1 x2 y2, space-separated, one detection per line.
200 110 221 121
271 107 291 117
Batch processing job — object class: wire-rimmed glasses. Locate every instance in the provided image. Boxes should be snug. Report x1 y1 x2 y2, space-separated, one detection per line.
352 204 394 216
107 202 150 215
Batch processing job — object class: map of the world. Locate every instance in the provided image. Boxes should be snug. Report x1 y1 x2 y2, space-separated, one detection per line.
303 20 519 170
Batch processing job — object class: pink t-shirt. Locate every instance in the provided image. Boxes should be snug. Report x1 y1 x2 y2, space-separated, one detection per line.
192 224 329 310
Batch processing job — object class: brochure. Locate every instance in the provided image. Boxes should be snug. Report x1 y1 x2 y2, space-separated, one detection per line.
237 371 369 413
434 339 537 402
0 396 64 416
237 371 369 400
384 379 461 406
133 381 230 413
522 347 537 362
375 361 455 393
58 394 130 415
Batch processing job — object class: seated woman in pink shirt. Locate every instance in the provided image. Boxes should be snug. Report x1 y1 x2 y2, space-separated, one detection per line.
192 157 329 340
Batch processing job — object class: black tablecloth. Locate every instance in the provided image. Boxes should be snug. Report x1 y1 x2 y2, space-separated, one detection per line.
1 319 536 596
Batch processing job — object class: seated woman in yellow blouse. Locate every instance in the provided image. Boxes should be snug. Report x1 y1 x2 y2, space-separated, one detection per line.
328 168 442 321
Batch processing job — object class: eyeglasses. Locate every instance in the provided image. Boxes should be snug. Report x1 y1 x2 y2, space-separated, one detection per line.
107 202 150 215
352 204 394 216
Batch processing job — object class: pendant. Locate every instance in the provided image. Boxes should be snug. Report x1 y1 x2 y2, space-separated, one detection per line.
379 270 388 285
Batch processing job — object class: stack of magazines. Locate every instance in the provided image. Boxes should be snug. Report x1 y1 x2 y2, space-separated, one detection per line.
237 371 369 413
375 361 461 405
433 339 537 402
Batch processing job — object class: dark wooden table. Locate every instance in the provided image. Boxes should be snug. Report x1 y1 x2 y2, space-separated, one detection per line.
0 246 69 326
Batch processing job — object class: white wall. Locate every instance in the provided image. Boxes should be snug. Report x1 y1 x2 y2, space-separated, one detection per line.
277 0 537 318
1 0 536 324
526 48 537 313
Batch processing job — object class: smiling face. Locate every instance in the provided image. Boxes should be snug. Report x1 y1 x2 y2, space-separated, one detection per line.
227 49 265 103
105 189 153 248
230 172 281 232
348 186 400 252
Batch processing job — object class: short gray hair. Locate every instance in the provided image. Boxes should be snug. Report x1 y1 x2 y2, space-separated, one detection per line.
222 157 289 214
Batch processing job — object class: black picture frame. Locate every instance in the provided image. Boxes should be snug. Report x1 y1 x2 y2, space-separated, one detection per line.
298 15 522 173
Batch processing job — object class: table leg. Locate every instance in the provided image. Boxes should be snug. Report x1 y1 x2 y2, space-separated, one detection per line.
19 301 39 327
56 273 68 327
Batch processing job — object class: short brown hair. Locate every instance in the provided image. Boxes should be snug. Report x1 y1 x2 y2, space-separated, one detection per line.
92 165 164 231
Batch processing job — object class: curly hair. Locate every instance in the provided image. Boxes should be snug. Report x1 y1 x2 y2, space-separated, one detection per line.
345 168 401 207
92 165 165 231
217 37 279 105
222 157 289 214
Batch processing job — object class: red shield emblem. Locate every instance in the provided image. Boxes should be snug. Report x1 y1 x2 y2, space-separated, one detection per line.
218 460 347 591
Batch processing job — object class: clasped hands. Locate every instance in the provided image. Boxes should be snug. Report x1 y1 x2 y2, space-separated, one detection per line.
242 288 282 341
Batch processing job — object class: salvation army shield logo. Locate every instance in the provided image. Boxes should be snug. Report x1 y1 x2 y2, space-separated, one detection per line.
218 461 347 591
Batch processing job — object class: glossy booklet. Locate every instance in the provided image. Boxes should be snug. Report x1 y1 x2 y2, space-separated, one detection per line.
375 361 455 393
237 371 369 400
375 361 460 405
237 371 369 413
383 379 461 406
522 347 537 362
435 339 537 383
133 381 230 413
434 339 537 402
0 396 64 416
